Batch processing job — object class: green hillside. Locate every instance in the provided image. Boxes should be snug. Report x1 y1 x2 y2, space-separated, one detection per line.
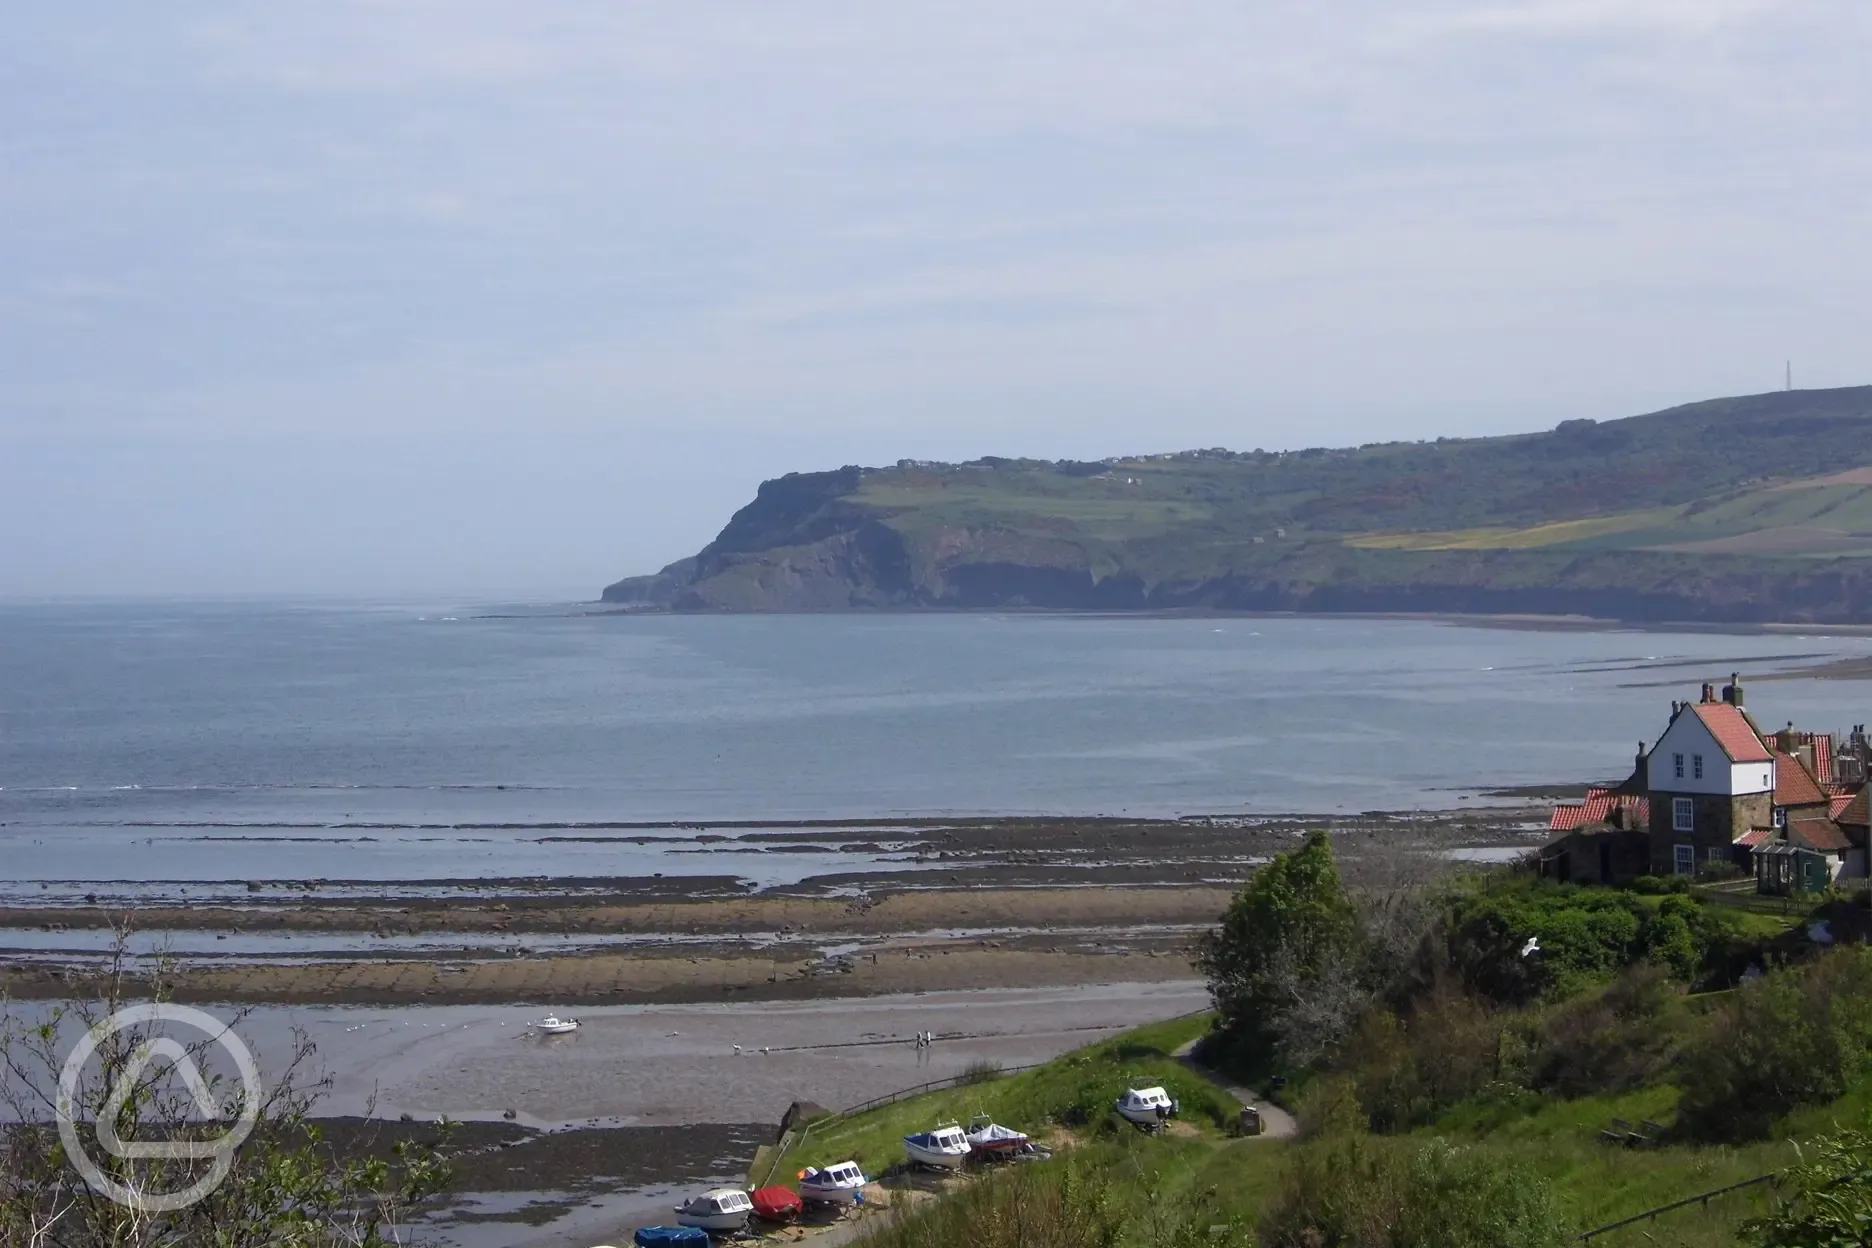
604 386 1872 622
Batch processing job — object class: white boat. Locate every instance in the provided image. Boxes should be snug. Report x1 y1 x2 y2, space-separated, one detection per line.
535 1015 580 1035
903 1122 971 1169
1114 1086 1178 1127
965 1115 1030 1156
798 1161 866 1205
674 1188 753 1232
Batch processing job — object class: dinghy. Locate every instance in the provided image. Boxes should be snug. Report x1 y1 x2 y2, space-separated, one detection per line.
535 1015 579 1035
965 1114 1031 1156
750 1186 804 1223
903 1122 971 1169
1114 1086 1178 1128
673 1188 753 1232
798 1160 867 1205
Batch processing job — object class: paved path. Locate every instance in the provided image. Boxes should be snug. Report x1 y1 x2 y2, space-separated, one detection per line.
1171 1038 1297 1140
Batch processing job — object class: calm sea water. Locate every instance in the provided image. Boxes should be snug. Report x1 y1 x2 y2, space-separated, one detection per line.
6 599 1872 896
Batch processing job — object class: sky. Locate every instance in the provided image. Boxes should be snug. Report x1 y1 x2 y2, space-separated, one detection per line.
4 2 1871 598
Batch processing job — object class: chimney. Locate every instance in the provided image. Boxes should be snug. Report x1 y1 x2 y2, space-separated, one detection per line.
1723 672 1744 707
1798 743 1817 774
1702 683 1715 704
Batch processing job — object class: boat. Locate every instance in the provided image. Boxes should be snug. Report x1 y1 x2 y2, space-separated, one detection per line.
673 1188 753 1232
535 1015 580 1035
903 1122 972 1169
1114 1086 1179 1127
965 1114 1031 1156
632 1227 709 1248
798 1161 867 1205
749 1186 804 1223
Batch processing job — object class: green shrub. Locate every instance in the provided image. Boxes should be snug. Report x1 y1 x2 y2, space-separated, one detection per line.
866 1156 1125 1248
1677 947 1872 1141
1529 963 1680 1099
1345 987 1508 1132
1260 1134 1570 1247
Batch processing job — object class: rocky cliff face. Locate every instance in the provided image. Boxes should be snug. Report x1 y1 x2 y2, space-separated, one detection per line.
602 388 1872 623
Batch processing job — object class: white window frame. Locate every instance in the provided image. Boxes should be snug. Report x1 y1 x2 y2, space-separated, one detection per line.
1674 752 1685 779
1693 754 1704 780
1673 797 1694 832
1775 806 1788 829
1673 844 1696 876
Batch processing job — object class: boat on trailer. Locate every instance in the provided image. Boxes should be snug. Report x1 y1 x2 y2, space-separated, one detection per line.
799 1161 867 1205
965 1114 1031 1156
904 1122 972 1169
750 1185 804 1223
673 1187 753 1232
1114 1086 1179 1128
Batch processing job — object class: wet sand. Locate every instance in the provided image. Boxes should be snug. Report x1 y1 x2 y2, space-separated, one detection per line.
0 810 1546 1008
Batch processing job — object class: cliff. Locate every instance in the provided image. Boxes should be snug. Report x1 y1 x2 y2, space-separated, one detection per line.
604 386 1872 623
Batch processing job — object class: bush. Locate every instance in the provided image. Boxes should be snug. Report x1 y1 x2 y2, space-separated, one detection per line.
1629 875 1693 895
1529 963 1680 1099
1260 1134 1570 1248
868 1157 1125 1248
1676 947 1872 1141
1345 986 1510 1132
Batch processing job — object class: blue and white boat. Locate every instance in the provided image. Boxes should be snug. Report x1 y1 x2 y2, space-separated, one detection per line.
799 1160 867 1205
903 1123 971 1169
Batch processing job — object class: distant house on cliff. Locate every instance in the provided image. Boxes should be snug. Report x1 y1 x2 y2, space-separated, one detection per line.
1542 675 1870 892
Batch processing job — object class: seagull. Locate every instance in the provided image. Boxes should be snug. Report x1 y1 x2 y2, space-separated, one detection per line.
733 1045 743 1054
761 1046 771 1054
1520 937 1541 958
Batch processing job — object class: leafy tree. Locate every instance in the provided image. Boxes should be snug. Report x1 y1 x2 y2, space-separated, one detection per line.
1198 831 1361 1062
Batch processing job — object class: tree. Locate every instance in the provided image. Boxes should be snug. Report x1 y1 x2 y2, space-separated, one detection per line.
1198 831 1361 1062
0 923 455 1247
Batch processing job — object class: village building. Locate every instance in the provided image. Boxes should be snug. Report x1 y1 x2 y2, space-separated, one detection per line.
1543 675 1870 893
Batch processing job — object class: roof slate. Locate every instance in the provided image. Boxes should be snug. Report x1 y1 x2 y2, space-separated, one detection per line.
1788 815 1854 853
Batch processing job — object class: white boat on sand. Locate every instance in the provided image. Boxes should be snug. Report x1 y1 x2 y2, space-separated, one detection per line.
534 1015 580 1035
903 1123 971 1169
1114 1086 1178 1128
799 1161 867 1205
674 1188 753 1232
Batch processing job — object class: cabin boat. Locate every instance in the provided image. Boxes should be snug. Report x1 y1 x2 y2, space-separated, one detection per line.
749 1186 804 1223
1114 1086 1178 1127
632 1227 709 1248
964 1115 1030 1156
673 1188 753 1232
535 1015 579 1035
903 1123 971 1169
799 1161 867 1205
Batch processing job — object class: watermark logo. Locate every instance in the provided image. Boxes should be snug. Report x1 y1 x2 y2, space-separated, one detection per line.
56 1003 261 1212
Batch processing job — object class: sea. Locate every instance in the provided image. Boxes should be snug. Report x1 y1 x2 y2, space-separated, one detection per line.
6 598 1872 901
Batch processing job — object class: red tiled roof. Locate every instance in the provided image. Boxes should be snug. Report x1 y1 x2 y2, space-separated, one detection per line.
1773 751 1829 808
1788 814 1853 853
1831 793 1856 820
1839 788 1871 828
1736 826 1778 848
1815 736 1835 786
1549 789 1647 831
1691 702 1773 763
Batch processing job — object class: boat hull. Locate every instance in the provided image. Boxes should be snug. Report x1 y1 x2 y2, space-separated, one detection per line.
904 1141 969 1169
799 1181 862 1206
674 1210 749 1232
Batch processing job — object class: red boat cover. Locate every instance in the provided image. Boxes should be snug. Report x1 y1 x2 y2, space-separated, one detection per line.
751 1187 803 1220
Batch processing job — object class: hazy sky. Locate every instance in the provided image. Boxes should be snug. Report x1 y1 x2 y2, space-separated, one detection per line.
5 2 1870 597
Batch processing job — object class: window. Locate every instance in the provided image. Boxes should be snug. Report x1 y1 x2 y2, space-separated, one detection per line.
1775 806 1788 829
1673 797 1695 832
1673 844 1695 876
1693 754 1704 780
1674 752 1685 779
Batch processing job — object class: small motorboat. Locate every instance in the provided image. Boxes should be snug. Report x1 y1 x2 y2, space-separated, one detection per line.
535 1015 580 1035
673 1188 753 1232
904 1122 972 1170
798 1160 867 1205
1114 1086 1179 1128
965 1114 1031 1156
632 1227 709 1248
750 1186 804 1223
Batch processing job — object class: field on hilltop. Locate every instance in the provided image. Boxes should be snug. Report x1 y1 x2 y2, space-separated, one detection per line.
605 386 1872 623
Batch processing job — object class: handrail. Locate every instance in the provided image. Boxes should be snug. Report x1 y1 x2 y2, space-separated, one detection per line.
1576 1173 1776 1240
